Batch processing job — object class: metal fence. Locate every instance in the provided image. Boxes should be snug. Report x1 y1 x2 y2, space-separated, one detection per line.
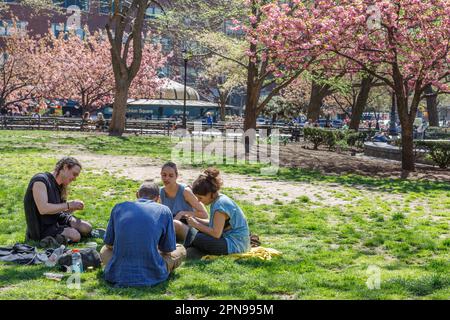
0 116 296 138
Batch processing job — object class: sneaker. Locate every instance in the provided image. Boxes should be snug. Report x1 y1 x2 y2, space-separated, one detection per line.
39 236 59 248
88 228 106 239
55 234 68 246
40 235 68 248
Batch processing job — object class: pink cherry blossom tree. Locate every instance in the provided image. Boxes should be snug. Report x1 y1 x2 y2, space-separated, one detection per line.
257 0 449 171
320 0 450 171
128 39 167 100
36 31 115 113
0 30 40 114
240 0 324 132
36 30 166 114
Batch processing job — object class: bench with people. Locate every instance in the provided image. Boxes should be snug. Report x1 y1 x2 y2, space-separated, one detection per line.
22 158 255 288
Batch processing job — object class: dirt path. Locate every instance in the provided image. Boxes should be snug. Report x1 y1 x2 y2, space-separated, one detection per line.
280 143 450 182
69 153 404 206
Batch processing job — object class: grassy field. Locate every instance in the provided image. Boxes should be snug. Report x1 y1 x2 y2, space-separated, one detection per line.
0 130 449 300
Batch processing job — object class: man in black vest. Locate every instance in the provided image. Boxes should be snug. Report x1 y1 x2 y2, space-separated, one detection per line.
23 157 92 244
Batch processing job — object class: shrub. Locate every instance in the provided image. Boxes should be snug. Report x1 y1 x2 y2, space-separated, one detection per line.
333 130 346 141
415 140 450 169
324 130 337 150
335 139 349 152
303 127 342 150
345 130 368 149
304 128 370 151
303 127 327 150
424 127 450 140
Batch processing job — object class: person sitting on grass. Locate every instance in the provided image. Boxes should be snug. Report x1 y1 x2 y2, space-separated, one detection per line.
173 168 250 256
160 162 208 236
100 182 186 288
23 157 92 246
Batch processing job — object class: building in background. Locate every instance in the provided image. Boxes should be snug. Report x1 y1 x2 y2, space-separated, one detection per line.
99 79 241 121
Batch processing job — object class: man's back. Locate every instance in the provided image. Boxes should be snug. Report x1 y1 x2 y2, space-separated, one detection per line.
104 199 176 287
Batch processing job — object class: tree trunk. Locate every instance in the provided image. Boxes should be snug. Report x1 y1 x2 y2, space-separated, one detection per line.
349 75 374 131
106 2 146 137
400 120 415 171
109 84 129 136
424 84 439 127
243 59 260 132
243 80 259 154
220 103 226 122
307 81 331 122
244 105 257 131
219 94 227 122
396 96 416 171
244 95 258 132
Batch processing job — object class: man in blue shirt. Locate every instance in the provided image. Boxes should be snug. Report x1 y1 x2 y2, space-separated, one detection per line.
100 182 186 287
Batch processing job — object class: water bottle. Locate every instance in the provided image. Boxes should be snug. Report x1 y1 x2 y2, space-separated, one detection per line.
45 245 65 267
71 249 83 273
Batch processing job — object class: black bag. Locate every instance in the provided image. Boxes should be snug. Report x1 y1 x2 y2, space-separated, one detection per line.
56 248 102 270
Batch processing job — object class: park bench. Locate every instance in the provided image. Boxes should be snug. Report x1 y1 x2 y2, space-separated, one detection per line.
124 120 176 135
0 116 301 143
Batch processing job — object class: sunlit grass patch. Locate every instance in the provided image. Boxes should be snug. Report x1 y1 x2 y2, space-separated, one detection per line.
0 130 448 299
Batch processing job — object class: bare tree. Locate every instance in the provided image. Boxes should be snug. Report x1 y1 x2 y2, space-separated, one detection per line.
105 0 163 136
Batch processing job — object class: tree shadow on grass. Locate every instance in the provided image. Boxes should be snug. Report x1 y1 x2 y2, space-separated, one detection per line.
0 146 50 153
212 164 450 194
0 264 47 288
93 268 174 297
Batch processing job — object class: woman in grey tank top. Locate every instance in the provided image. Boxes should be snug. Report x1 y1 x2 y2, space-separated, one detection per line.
160 162 208 238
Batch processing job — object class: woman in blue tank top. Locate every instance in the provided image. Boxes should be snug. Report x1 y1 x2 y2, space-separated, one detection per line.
160 162 208 235
173 168 250 255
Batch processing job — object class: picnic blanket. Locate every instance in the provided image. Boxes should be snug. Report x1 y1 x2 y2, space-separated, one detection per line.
201 247 282 261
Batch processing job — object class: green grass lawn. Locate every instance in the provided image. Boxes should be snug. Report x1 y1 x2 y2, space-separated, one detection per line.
0 130 449 299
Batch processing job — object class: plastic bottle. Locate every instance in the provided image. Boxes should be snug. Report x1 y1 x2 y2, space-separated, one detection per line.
45 245 65 267
43 272 64 281
71 249 83 273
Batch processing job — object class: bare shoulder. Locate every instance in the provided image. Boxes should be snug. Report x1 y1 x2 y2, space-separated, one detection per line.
183 186 195 198
32 181 47 191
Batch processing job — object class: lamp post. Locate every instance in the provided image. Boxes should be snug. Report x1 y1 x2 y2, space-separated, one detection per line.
181 49 191 129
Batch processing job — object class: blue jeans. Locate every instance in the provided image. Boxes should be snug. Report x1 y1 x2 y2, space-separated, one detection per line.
184 227 228 255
